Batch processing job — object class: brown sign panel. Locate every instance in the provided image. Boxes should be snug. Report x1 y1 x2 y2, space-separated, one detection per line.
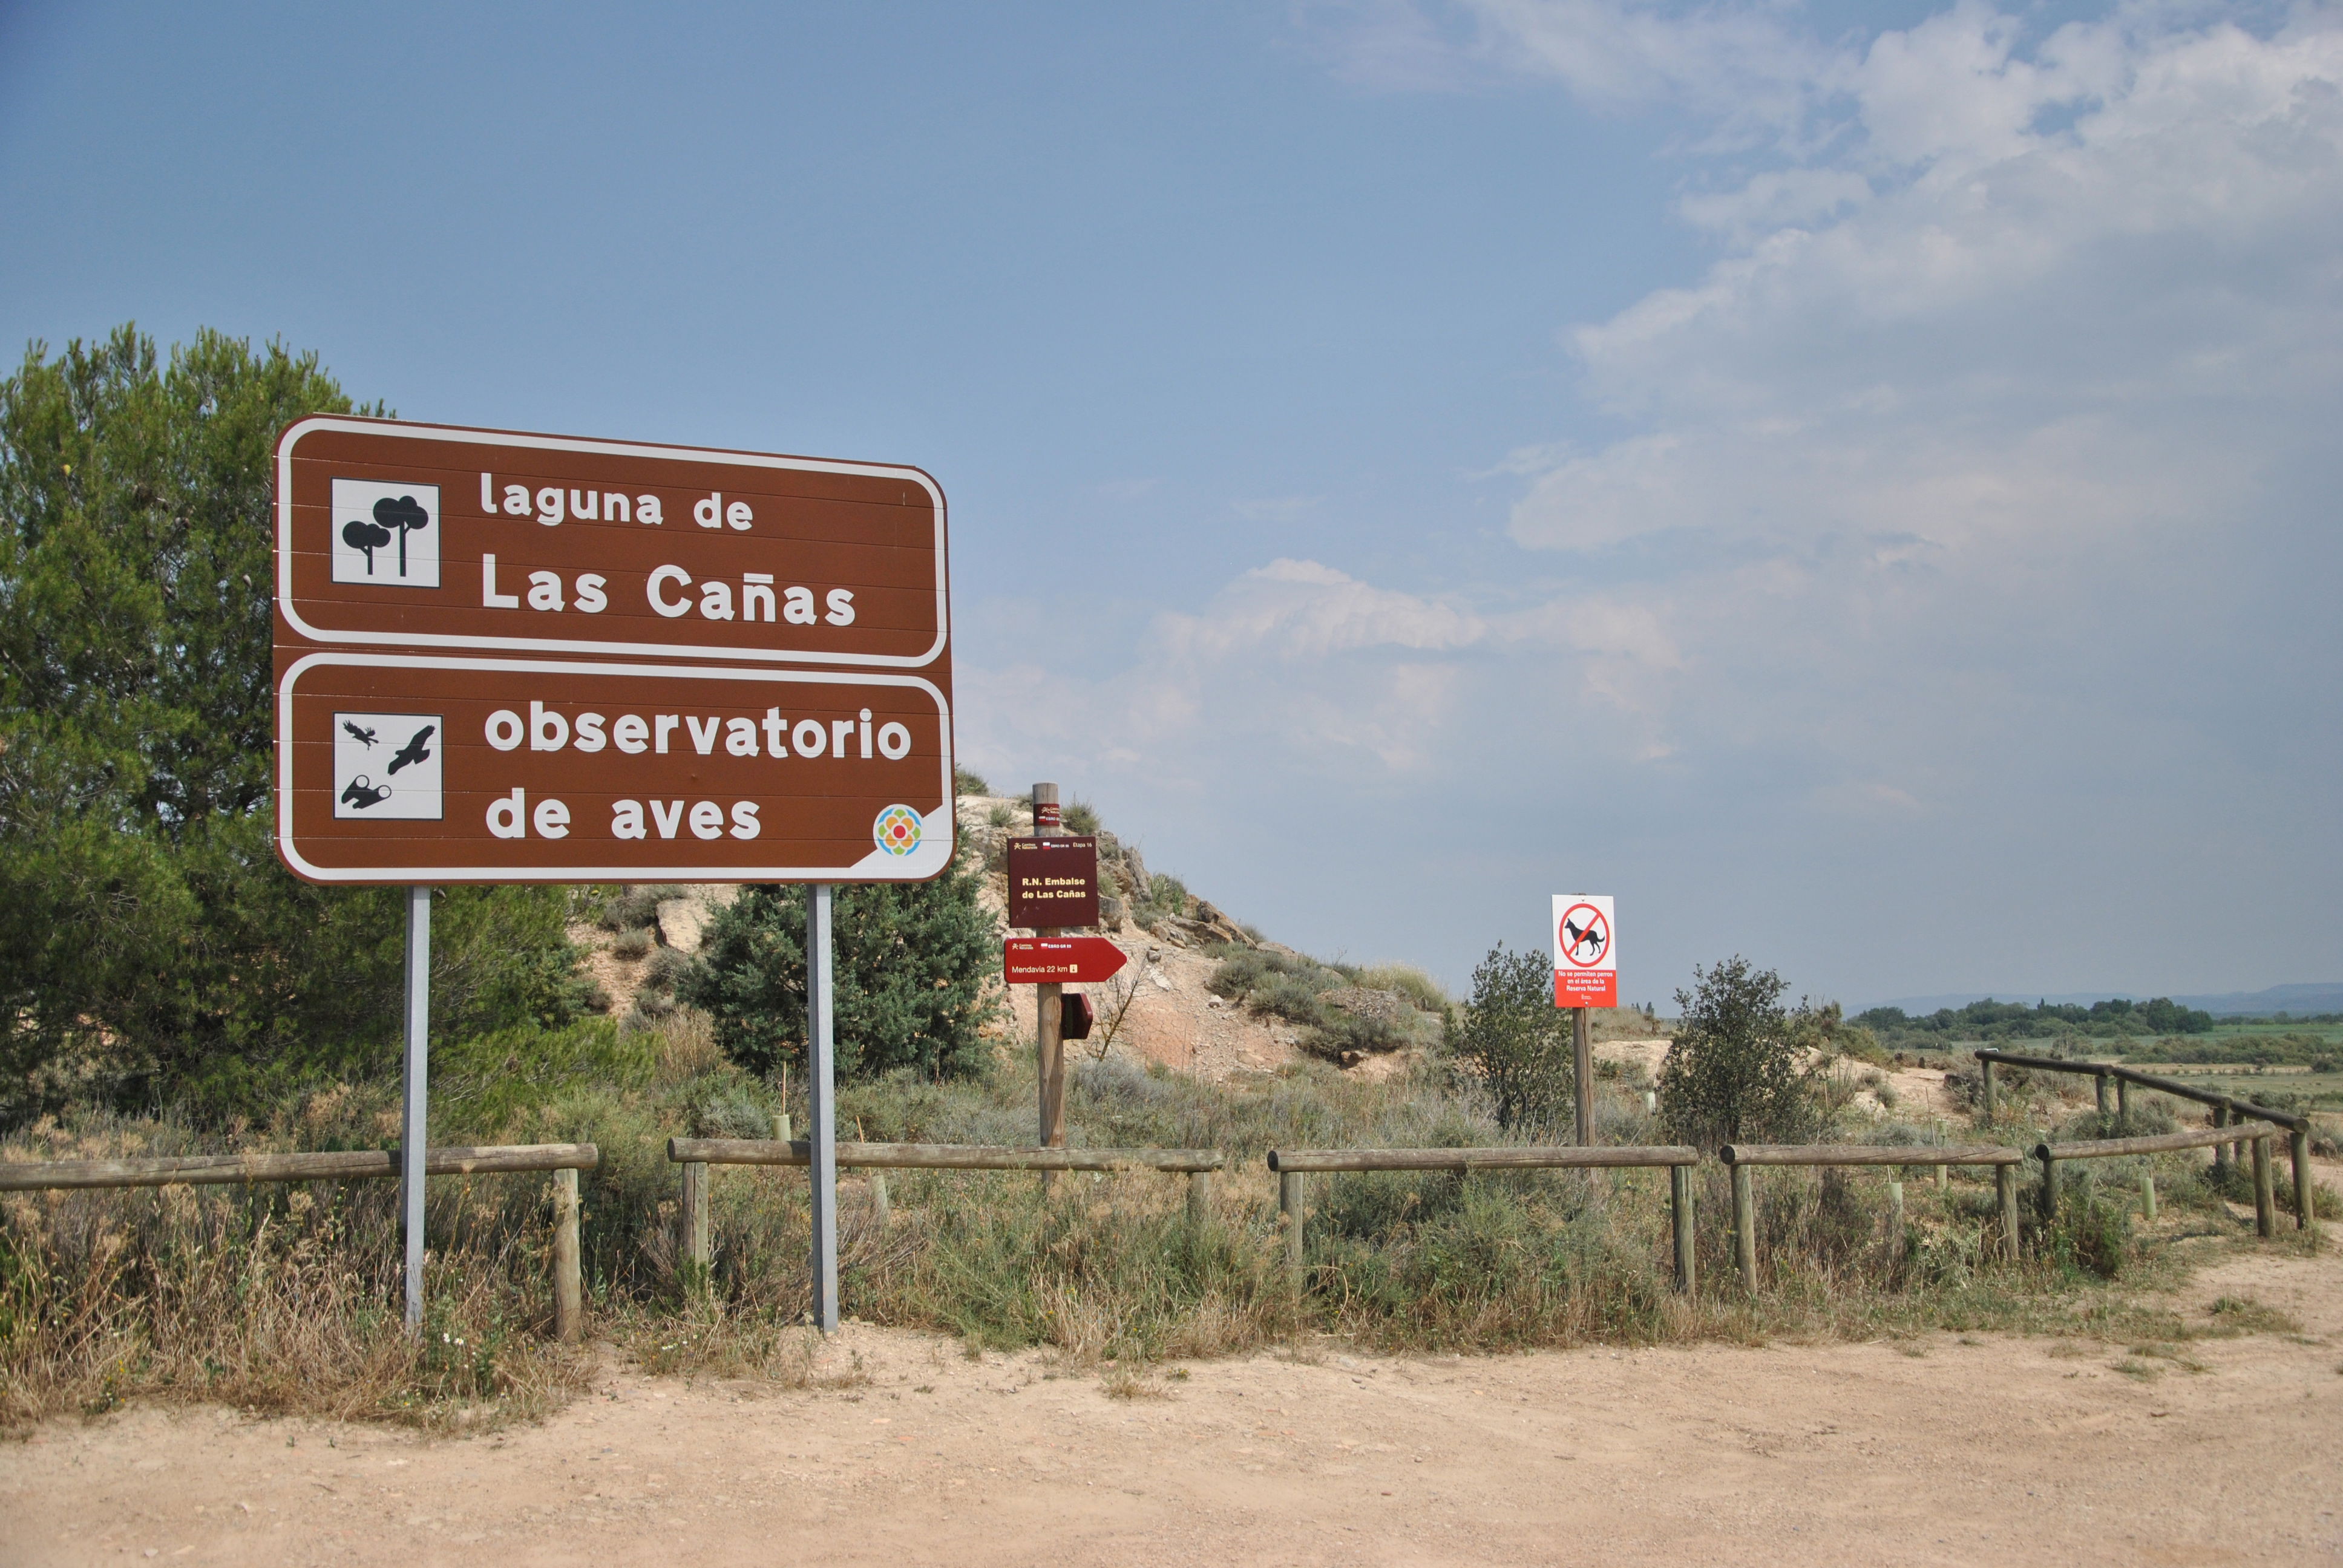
274 417 948 670
275 652 954 884
1006 837 1099 928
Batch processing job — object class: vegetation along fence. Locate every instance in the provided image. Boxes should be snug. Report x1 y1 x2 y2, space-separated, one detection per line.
0 1142 597 1341
2036 1120 2286 1236
1263 1145 1702 1292
1976 1048 2316 1228
1719 1143 2026 1290
664 1137 1227 1269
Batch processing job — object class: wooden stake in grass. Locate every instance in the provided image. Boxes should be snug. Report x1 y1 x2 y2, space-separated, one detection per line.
2252 1135 2276 1239
1279 1170 1305 1285
1996 1163 2020 1256
2291 1128 2316 1232
1670 1164 1696 1294
681 1159 710 1274
1731 1162 1757 1292
552 1166 582 1342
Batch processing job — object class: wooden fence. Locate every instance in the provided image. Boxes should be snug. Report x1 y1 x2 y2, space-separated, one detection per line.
1975 1048 2317 1227
664 1137 1225 1269
1719 1143 2025 1290
1262 1146 1702 1292
0 1143 596 1341
2036 1120 2286 1236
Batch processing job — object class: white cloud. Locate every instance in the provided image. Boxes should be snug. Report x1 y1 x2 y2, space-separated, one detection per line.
965 2 2343 998
1161 558 1486 661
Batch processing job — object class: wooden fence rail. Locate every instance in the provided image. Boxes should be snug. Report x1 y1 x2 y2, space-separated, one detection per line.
2036 1120 2286 1236
1976 1049 2317 1229
1718 1143 2027 1290
1262 1146 1701 1293
0 1143 596 1340
664 1138 1225 1270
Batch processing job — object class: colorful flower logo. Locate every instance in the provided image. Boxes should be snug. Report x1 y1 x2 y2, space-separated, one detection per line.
873 805 923 857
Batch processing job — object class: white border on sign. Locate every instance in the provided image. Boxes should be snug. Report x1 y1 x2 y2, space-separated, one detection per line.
275 416 950 670
277 652 955 884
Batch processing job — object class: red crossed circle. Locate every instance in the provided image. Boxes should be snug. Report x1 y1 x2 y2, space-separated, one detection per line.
1558 904 1610 969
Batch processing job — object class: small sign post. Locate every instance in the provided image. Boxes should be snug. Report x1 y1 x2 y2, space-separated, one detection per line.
1553 895 1617 1146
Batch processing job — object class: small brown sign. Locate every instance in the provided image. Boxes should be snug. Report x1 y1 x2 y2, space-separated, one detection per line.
1006 836 1099 929
274 652 953 883
274 416 948 670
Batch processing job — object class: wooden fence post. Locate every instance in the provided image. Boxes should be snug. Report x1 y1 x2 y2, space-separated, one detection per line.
1980 1057 1996 1123
1996 1163 2020 1256
1670 1164 1695 1294
2252 1135 2275 1238
869 1169 891 1228
2115 1077 2131 1128
2094 1072 2110 1117
681 1159 710 1273
2292 1128 2316 1231
1188 1169 1212 1227
1279 1170 1305 1284
1731 1163 1756 1292
2212 1104 2230 1176
552 1166 582 1343
2039 1151 2057 1227
2141 1169 2157 1224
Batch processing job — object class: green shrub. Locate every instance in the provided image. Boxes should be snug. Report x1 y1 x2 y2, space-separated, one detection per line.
953 765 992 797
683 846 1002 1081
1656 956 1829 1151
1450 944 1574 1135
0 327 586 1125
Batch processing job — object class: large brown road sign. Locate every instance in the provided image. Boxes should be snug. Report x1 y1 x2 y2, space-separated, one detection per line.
275 653 953 883
275 416 948 669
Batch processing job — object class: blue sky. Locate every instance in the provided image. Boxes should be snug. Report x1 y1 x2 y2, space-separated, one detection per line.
4 1 2338 1006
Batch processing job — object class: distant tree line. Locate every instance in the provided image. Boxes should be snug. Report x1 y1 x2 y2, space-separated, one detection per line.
1853 995 2215 1047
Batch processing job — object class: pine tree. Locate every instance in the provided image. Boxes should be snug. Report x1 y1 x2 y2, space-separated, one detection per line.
684 849 1004 1081
0 326 582 1120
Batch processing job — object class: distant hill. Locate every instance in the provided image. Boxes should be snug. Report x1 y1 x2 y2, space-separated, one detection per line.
1872 983 2343 1019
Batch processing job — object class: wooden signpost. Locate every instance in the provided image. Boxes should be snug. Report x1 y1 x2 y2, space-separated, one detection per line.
272 416 954 1334
1002 785 1120 1181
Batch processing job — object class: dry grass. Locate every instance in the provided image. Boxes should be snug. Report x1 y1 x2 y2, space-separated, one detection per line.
0 1174 591 1434
2 1039 2315 1434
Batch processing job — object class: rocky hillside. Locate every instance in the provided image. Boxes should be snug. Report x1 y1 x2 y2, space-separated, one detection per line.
569 791 1661 1085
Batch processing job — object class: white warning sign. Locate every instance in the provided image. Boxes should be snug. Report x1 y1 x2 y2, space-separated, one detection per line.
1553 893 1616 1008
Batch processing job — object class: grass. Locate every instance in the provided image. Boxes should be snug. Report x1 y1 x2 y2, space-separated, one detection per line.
2 1014 2326 1434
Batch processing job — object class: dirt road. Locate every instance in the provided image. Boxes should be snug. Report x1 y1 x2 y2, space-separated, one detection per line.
5 1246 2338 1567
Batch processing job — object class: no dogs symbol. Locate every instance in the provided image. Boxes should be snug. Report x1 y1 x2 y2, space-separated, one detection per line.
1558 903 1609 969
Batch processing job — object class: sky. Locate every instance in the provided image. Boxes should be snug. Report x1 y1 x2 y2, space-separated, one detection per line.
2 0 2337 1007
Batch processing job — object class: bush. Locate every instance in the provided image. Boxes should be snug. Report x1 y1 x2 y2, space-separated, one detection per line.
953 765 992 797
0 327 584 1124
1656 956 1828 1151
1450 944 1573 1135
682 846 1003 1081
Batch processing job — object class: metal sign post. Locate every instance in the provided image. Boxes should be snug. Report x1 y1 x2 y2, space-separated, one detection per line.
400 884 431 1331
807 883 839 1333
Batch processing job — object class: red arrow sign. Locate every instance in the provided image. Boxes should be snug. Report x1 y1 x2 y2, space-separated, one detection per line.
1003 936 1129 985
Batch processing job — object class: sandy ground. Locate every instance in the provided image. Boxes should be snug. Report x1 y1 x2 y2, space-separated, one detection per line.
5 1245 2339 1568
